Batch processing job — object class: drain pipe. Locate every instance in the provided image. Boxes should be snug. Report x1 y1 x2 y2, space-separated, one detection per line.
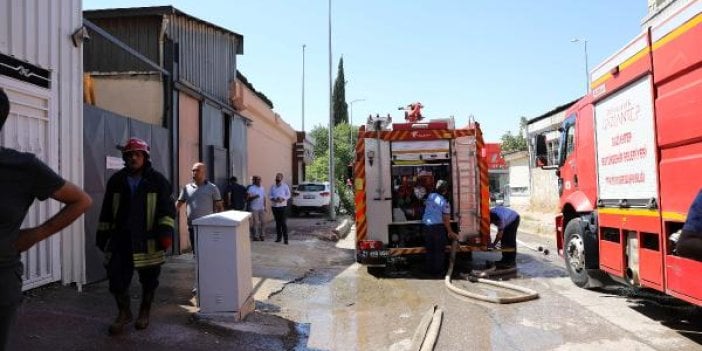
444 241 539 304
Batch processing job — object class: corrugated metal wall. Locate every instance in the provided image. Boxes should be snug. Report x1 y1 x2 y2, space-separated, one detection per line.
230 114 248 183
83 105 172 283
85 13 239 105
168 14 238 104
0 0 85 288
83 16 161 72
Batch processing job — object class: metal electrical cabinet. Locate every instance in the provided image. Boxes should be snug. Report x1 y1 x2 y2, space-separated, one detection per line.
192 211 254 319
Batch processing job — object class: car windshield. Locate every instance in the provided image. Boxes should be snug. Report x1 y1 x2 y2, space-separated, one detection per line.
298 184 325 192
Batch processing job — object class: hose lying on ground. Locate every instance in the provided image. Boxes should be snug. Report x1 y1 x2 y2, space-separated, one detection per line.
410 239 540 350
410 305 444 351
444 241 539 304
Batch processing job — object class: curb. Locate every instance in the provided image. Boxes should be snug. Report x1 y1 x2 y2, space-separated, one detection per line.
332 219 352 239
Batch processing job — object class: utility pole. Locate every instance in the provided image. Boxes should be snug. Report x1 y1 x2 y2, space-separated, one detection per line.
328 0 336 220
301 44 306 132
349 98 365 145
571 38 590 93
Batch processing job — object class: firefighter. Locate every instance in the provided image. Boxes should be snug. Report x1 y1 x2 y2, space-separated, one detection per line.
96 137 176 335
489 206 520 269
677 189 702 261
422 180 459 277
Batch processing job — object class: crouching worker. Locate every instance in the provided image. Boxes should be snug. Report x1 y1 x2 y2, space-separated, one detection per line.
96 138 176 335
422 180 459 277
489 206 520 269
677 189 702 261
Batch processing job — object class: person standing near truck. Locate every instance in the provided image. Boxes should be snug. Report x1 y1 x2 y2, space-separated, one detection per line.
422 180 459 277
489 206 520 269
677 189 702 261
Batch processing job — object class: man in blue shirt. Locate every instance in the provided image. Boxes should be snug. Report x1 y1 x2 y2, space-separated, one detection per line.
422 180 459 277
677 190 702 261
489 206 520 269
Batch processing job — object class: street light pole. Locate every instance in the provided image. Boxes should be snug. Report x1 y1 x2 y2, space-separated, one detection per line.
571 38 590 93
349 98 365 127
348 98 365 144
328 0 336 220
302 44 306 132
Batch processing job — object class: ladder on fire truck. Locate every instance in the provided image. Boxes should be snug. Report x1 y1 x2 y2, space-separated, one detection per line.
453 119 482 241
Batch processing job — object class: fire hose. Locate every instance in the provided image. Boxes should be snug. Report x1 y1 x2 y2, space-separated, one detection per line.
411 241 540 350
444 240 539 304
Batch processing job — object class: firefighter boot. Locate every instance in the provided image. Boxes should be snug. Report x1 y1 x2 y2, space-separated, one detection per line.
135 290 154 330
108 293 133 335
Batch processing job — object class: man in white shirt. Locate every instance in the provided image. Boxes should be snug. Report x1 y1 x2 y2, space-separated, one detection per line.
269 172 291 244
247 175 266 241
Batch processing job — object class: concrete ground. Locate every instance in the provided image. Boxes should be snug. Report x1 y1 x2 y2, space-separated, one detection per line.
10 211 701 350
8 209 558 351
8 215 350 351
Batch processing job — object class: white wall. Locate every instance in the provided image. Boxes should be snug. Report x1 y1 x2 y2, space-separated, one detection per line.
504 152 530 208
0 0 85 288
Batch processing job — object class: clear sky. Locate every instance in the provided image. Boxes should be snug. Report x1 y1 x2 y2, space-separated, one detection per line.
84 0 648 141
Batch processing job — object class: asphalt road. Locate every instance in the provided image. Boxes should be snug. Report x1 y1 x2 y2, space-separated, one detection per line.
266 220 702 351
9 214 702 351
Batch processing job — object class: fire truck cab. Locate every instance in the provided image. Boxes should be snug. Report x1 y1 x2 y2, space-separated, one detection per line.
536 0 702 306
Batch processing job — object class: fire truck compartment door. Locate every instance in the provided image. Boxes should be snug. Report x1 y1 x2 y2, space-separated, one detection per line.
365 138 392 242
594 75 658 206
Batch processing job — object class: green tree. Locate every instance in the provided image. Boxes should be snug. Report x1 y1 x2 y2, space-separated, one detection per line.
305 123 357 215
501 116 528 153
306 123 355 181
309 125 329 159
332 57 348 126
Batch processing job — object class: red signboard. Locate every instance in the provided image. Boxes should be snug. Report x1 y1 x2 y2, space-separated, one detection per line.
485 143 506 170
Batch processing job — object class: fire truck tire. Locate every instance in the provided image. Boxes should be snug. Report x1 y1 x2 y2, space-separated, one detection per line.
564 218 603 288
367 266 386 277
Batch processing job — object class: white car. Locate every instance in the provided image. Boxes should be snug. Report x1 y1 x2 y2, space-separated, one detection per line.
291 182 340 216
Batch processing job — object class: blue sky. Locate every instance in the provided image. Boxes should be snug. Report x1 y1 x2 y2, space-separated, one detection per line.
84 1 648 141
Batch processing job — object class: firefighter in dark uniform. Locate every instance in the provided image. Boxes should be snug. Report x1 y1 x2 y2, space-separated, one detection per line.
677 189 702 261
96 138 176 335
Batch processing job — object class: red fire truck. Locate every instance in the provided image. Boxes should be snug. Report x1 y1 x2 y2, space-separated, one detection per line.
535 1 702 305
353 111 492 268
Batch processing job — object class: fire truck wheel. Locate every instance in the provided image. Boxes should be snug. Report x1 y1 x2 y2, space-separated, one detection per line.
367 266 386 277
564 218 593 288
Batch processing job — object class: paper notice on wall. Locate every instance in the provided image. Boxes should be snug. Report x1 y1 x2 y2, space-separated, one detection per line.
106 156 124 170
595 75 658 201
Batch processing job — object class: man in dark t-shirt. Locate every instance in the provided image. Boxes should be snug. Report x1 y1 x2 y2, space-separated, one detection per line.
0 88 92 349
224 176 247 211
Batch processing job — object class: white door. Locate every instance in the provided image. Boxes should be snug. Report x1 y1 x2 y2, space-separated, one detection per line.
0 76 61 290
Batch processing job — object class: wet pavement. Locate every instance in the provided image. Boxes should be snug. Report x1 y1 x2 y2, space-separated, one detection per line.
8 215 702 350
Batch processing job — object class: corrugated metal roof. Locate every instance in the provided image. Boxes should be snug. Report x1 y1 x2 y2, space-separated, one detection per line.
527 97 581 125
84 6 243 54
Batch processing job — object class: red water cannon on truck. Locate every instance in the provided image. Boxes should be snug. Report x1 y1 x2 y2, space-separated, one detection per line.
534 0 702 305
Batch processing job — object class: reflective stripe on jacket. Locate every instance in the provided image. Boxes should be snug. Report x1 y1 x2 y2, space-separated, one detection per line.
96 164 176 268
